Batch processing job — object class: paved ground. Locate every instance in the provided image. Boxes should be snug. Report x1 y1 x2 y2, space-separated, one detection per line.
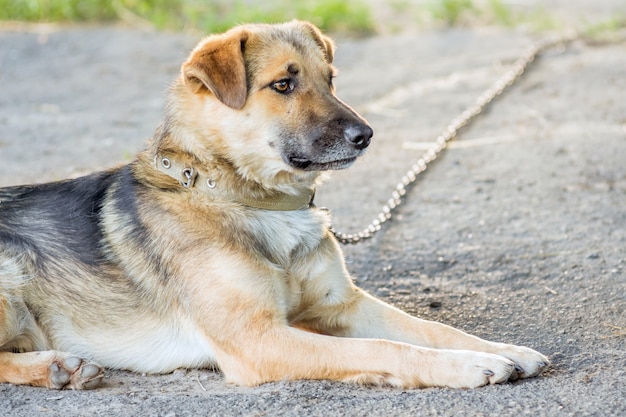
1 8 625 417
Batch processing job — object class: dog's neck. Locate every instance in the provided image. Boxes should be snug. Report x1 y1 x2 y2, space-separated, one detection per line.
152 152 316 211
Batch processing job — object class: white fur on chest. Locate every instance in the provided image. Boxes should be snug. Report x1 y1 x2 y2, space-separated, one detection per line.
248 207 330 268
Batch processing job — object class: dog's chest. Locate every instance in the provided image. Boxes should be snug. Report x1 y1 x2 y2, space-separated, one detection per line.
248 208 330 267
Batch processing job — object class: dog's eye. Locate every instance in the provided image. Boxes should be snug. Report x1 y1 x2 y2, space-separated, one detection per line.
271 79 294 94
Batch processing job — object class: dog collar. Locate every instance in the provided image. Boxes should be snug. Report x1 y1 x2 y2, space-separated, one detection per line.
153 154 315 211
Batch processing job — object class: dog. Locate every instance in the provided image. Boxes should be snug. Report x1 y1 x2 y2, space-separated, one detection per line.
0 21 549 390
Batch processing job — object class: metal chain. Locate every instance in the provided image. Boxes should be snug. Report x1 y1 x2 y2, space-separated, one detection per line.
331 32 579 244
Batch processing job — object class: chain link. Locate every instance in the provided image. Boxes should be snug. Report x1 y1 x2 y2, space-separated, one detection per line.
331 32 579 245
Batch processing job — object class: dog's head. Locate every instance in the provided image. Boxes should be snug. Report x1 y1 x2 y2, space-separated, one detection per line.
171 21 372 186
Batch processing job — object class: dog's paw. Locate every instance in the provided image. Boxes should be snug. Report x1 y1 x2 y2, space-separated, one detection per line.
48 356 104 390
493 344 550 380
453 351 516 388
426 350 515 389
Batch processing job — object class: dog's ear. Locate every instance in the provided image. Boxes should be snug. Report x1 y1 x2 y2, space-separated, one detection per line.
182 29 249 110
299 21 335 64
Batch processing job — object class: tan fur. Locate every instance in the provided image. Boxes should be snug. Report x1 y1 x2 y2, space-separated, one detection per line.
0 21 549 390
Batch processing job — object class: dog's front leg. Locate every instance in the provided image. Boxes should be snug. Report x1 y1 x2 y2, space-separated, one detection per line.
332 290 550 380
212 324 519 389
291 237 549 383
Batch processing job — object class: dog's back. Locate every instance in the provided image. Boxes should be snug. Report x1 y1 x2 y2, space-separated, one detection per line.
0 171 117 270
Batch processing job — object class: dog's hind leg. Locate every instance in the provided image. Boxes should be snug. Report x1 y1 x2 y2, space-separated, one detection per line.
0 350 104 390
0 295 104 390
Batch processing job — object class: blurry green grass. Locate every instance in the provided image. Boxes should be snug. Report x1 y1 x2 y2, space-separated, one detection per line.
3 0 623 36
0 0 375 34
0 0 116 21
424 0 561 30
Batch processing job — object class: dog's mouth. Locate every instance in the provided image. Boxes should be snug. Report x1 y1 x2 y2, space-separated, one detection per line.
287 156 358 171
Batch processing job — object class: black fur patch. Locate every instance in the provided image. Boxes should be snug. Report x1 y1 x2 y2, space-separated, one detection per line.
0 169 122 269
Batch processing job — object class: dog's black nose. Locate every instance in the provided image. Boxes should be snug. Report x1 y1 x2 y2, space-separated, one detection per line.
345 124 373 150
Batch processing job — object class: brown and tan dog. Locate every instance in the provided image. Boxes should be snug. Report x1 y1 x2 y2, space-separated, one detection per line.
0 21 548 390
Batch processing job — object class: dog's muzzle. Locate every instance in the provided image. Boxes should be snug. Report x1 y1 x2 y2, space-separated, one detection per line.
281 111 373 172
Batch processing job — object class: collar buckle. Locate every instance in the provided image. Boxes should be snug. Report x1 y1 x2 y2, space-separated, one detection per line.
181 167 195 188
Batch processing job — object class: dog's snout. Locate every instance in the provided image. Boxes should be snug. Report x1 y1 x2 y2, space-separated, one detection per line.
344 124 373 150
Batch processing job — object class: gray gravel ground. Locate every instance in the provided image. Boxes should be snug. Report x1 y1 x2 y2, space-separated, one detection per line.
1 7 625 417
